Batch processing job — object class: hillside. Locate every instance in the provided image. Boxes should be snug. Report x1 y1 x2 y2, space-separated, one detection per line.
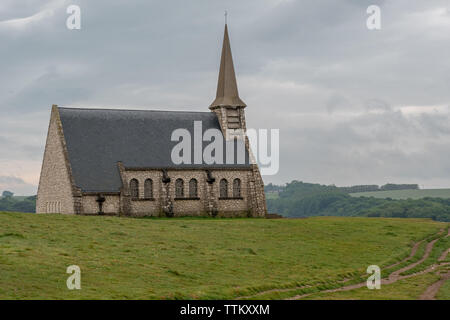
350 189 450 200
267 181 450 222
0 212 448 300
0 196 35 213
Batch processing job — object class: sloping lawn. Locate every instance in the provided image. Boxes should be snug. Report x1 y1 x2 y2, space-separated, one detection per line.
0 212 444 299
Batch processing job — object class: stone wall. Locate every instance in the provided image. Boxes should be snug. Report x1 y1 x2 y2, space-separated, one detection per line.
36 106 77 214
170 170 206 216
81 195 120 215
211 106 267 217
213 170 249 214
120 170 162 216
116 168 251 217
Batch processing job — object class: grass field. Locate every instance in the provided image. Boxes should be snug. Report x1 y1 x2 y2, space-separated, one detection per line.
437 277 450 299
350 189 450 200
0 212 448 300
304 272 445 300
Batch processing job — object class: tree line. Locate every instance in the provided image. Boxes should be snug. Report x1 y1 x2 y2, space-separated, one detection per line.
338 183 419 193
266 181 449 222
0 191 35 213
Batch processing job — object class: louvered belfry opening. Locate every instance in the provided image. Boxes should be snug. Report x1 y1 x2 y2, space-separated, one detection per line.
226 108 241 129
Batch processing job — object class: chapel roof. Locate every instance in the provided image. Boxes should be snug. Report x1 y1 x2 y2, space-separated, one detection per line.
58 107 250 193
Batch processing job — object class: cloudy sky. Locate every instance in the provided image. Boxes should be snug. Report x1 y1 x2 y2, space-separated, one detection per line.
1 0 449 195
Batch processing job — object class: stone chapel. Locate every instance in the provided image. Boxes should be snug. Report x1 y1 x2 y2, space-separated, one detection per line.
36 24 267 217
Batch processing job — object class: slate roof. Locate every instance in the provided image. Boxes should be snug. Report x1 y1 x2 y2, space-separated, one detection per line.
58 107 250 193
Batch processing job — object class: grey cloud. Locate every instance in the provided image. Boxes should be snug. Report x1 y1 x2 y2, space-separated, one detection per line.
326 93 354 114
364 99 391 112
0 0 449 189
0 175 36 195
271 109 450 186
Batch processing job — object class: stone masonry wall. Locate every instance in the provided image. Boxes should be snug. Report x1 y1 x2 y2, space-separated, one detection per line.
211 106 267 217
116 168 250 217
36 107 76 214
81 195 120 215
120 170 162 217
213 170 249 214
170 170 206 216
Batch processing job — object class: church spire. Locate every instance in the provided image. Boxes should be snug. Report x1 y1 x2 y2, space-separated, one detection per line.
210 24 246 109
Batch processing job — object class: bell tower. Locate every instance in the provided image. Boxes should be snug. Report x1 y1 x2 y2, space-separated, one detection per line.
209 23 268 217
210 24 247 134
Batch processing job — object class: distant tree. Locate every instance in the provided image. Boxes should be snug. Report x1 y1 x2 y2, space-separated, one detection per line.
339 185 379 193
380 184 419 191
266 180 450 222
2 191 14 197
0 195 36 213
264 183 285 193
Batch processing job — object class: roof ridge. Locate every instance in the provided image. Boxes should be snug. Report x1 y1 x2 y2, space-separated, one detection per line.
58 107 212 114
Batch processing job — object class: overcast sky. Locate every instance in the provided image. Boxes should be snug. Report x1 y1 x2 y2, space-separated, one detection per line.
1 0 449 195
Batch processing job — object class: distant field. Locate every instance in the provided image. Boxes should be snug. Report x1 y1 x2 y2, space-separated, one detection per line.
0 212 448 300
0 196 29 201
350 189 450 200
265 192 279 200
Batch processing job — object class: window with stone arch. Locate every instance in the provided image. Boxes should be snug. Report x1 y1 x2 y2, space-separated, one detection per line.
220 178 228 198
175 178 184 198
189 178 198 198
233 178 241 198
144 178 153 199
130 179 139 199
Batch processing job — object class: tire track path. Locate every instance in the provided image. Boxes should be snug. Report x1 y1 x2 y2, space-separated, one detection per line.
235 228 446 300
286 228 448 300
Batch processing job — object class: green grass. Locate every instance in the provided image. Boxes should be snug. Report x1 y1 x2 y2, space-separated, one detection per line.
321 264 450 300
0 212 445 300
400 232 450 276
436 274 450 300
350 189 450 200
384 240 427 273
305 272 442 300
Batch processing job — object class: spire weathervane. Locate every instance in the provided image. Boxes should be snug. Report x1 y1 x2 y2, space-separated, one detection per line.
225 10 228 24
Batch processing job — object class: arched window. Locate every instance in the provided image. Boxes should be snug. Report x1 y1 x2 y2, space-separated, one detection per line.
220 179 228 198
130 179 139 199
144 179 153 199
233 178 241 198
189 178 198 198
175 178 184 198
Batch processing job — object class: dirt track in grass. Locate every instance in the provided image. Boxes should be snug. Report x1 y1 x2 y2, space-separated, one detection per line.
286 228 449 300
236 228 449 300
419 271 450 300
420 228 450 300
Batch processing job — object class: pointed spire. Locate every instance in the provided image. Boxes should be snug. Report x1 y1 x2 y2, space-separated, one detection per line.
210 24 246 109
